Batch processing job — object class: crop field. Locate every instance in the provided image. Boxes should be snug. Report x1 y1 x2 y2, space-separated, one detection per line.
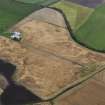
51 1 93 30
68 0 105 8
75 4 105 51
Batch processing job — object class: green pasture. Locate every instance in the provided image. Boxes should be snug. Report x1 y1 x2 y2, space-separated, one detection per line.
16 0 46 4
75 4 105 51
0 0 59 37
0 0 39 36
16 0 59 5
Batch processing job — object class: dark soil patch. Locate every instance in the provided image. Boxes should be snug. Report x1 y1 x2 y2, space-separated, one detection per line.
1 84 42 105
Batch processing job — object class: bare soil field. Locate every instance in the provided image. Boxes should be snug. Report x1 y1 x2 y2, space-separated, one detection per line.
54 79 105 105
9 8 105 100
12 19 105 98
14 19 105 65
0 36 81 100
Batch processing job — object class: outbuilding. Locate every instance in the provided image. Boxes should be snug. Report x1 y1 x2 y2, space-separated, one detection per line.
10 32 22 41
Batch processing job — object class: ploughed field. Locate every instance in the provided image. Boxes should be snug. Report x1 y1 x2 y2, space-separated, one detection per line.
54 80 105 105
75 4 105 51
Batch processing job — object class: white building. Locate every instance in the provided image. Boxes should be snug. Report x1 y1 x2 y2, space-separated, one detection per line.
11 32 22 41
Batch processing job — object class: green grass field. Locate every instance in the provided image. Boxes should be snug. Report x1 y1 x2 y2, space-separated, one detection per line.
0 0 60 37
16 0 46 4
16 0 59 6
0 0 39 35
51 1 93 30
75 4 105 51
